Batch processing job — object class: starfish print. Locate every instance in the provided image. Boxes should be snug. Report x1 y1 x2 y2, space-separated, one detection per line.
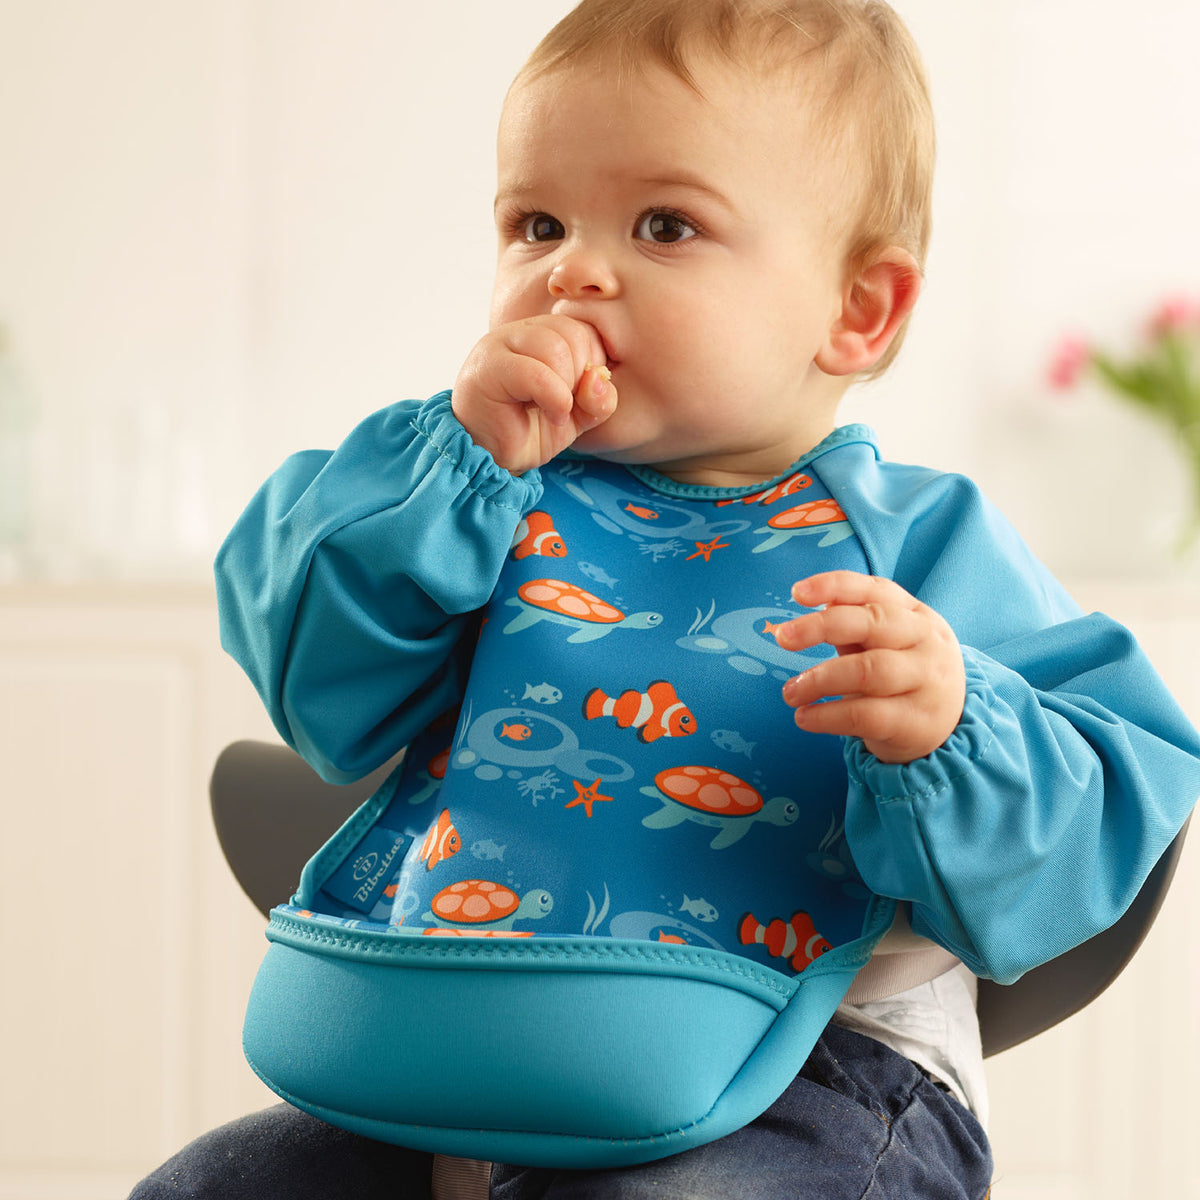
565 778 613 818
686 536 731 562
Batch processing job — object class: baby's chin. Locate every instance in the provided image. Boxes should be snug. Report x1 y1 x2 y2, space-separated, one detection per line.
569 426 662 466
568 410 764 482
568 437 717 485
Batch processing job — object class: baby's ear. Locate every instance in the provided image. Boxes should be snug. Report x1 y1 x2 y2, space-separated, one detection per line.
816 246 922 377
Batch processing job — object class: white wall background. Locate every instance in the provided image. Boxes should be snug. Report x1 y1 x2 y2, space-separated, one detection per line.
1 2 1199 1197
2 0 1199 583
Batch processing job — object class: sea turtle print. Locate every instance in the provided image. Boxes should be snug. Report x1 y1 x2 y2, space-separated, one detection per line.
405 745 450 806
503 579 662 643
640 766 800 849
422 880 554 931
753 498 853 552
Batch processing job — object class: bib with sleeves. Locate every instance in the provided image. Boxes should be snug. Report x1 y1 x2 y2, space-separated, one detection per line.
243 441 899 1167
230 397 1200 1170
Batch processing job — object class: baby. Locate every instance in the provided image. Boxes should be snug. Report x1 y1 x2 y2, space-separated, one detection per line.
131 2 1200 1198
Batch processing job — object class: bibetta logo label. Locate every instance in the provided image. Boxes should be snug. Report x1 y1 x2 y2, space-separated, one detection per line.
322 829 409 914
352 853 379 882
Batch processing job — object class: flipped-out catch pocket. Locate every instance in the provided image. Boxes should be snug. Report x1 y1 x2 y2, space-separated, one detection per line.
243 904 890 1168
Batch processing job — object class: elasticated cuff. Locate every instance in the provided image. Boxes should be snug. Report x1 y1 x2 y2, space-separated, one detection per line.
411 390 543 513
843 650 998 807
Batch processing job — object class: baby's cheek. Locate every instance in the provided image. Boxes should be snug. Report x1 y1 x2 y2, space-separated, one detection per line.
488 279 539 330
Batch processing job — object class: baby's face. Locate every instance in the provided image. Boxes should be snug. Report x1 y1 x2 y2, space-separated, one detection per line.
490 53 856 486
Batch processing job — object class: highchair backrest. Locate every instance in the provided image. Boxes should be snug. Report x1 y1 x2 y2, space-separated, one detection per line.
211 738 1189 1059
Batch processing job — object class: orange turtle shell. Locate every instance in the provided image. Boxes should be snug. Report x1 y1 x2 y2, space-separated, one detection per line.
767 499 847 530
517 579 624 624
422 927 532 939
652 766 763 815
430 880 520 924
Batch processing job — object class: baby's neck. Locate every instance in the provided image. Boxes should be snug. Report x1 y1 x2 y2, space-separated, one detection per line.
642 433 837 490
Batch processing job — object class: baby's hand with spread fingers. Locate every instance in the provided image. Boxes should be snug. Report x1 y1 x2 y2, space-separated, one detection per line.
775 572 966 765
452 314 617 476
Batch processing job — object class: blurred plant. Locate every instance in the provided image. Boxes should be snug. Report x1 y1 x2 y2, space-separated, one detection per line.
1048 296 1200 551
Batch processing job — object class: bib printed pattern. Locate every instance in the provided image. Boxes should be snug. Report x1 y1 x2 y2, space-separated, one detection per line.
288 455 877 975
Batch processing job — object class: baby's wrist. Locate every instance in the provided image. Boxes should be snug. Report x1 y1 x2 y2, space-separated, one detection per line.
450 394 531 477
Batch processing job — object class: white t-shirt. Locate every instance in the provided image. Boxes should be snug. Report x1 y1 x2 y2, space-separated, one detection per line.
834 909 989 1126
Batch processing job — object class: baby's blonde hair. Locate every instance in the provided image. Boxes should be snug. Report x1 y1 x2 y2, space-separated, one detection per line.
519 0 935 377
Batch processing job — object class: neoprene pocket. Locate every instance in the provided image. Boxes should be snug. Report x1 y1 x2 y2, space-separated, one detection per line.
243 902 892 1168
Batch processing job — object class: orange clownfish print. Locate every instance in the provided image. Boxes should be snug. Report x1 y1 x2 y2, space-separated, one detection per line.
715 473 813 507
512 511 567 559
738 910 832 973
583 680 696 743
418 809 462 871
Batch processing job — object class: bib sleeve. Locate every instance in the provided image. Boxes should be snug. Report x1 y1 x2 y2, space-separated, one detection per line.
821 448 1200 984
214 391 542 783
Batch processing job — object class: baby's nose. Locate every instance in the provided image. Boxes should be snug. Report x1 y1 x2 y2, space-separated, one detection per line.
547 250 619 300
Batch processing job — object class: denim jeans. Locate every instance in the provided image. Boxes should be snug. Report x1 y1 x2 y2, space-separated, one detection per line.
128 1024 992 1199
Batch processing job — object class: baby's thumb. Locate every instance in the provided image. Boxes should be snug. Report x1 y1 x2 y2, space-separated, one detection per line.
575 362 617 425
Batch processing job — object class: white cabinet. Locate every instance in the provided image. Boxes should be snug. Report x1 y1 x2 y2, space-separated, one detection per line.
0 586 278 1200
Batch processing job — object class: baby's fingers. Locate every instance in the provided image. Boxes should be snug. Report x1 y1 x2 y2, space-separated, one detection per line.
573 362 617 429
774 603 926 655
787 693 910 749
781 648 918 709
499 354 577 426
791 571 917 610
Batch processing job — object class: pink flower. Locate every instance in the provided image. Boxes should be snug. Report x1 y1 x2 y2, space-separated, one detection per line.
1147 295 1200 339
1046 334 1090 390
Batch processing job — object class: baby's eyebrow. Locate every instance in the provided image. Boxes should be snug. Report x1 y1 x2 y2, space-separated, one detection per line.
493 172 740 219
636 172 740 216
494 181 542 213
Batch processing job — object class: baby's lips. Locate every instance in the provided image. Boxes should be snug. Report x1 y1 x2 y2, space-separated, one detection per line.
582 318 617 370
549 302 616 367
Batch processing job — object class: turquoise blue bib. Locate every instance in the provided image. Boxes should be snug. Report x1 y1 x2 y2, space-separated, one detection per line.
243 455 897 1167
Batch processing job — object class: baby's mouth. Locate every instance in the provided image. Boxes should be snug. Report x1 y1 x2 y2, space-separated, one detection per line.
596 330 620 371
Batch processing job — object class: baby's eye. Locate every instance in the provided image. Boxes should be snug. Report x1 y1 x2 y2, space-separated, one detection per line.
520 213 565 243
635 211 697 244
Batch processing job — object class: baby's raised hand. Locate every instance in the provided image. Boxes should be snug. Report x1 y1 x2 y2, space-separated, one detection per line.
452 315 617 475
775 572 966 764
